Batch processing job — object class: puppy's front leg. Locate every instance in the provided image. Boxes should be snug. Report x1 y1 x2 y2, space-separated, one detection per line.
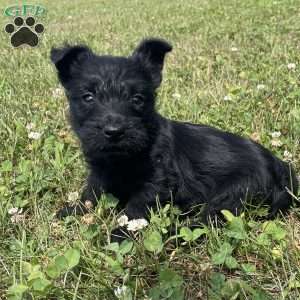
111 185 161 242
56 171 103 219
125 184 161 219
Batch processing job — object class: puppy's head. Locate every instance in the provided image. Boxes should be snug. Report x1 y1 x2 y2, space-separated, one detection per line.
51 38 172 160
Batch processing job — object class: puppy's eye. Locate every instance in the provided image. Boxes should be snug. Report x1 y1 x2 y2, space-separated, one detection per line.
82 93 94 103
131 94 144 106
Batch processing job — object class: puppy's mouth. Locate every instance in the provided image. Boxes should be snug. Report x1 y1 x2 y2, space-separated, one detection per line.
100 145 132 159
103 144 122 151
102 141 127 153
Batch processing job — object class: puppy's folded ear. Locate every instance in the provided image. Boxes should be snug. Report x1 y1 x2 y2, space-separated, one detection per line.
132 38 172 88
50 45 92 86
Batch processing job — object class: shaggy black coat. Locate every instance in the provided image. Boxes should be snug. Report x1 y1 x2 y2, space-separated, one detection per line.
51 38 298 227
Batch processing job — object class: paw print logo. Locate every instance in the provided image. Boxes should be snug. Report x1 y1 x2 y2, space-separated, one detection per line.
4 16 44 47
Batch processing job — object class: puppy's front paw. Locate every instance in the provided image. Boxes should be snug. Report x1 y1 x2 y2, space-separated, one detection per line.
56 200 95 219
56 205 86 219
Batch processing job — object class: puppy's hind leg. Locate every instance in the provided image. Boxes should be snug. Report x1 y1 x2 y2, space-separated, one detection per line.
269 188 296 218
269 163 299 218
203 188 247 224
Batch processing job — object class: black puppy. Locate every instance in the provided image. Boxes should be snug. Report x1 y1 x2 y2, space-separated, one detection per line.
51 38 298 227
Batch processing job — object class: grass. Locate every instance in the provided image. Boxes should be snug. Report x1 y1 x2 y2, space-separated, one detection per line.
0 0 300 299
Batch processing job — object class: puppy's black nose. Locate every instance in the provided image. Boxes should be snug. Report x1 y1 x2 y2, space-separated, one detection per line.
103 125 124 140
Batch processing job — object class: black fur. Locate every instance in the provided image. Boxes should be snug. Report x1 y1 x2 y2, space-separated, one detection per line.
51 38 298 227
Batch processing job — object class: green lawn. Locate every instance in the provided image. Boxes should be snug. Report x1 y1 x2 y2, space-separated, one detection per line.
1 0 300 299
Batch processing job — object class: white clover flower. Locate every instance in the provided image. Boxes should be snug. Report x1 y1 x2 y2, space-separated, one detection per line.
223 95 232 101
117 215 129 227
283 150 293 161
8 207 21 215
28 131 42 140
9 207 24 223
231 47 238 52
250 132 260 142
287 63 296 70
271 139 283 147
257 84 266 90
127 218 148 231
26 123 35 131
271 131 281 138
52 87 64 98
67 191 79 203
114 286 130 298
172 92 181 99
84 200 94 209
